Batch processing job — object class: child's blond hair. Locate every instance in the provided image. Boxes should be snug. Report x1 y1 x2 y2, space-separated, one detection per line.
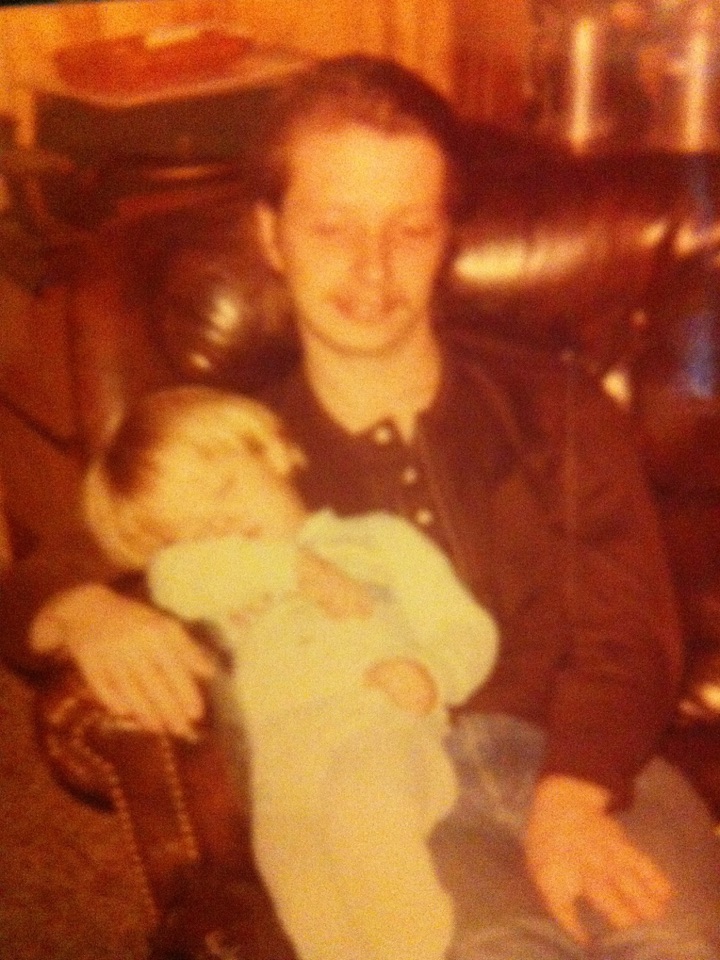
83 386 306 570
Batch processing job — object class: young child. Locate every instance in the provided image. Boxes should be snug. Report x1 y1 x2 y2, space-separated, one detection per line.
82 384 499 960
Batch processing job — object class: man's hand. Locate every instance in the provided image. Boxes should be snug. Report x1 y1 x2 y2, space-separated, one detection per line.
524 774 673 944
31 584 216 739
364 657 438 714
297 549 375 618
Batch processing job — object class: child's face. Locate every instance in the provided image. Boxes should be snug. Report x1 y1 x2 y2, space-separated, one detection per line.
203 447 307 540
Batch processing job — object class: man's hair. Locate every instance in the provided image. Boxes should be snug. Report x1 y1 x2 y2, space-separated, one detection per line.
255 54 464 218
83 386 305 570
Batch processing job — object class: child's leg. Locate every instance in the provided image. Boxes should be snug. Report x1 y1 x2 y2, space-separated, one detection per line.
322 720 456 960
253 801 360 960
251 703 456 960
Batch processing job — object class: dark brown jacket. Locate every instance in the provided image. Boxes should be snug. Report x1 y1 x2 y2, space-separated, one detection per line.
264 330 684 806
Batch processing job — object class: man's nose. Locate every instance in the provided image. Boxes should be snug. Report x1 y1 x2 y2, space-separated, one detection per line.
353 229 391 285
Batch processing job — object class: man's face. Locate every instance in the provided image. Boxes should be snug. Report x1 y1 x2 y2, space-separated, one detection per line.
257 124 450 359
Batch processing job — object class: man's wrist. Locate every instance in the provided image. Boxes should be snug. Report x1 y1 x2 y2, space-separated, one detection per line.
30 583 115 653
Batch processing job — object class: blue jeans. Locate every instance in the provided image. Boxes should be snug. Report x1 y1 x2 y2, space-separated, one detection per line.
429 714 720 960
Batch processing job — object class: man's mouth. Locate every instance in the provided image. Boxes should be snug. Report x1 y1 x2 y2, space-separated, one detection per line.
332 294 401 324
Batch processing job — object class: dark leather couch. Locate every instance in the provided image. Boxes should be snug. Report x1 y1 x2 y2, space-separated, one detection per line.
9 124 720 931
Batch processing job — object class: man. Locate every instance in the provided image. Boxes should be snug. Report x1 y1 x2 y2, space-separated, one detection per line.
6 56 720 958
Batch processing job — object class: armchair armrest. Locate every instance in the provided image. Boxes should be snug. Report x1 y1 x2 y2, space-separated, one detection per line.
34 664 247 923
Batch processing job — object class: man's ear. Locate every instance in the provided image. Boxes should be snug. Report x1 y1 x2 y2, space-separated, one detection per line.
255 202 285 275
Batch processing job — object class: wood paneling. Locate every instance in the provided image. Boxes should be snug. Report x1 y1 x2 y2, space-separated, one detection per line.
453 0 532 124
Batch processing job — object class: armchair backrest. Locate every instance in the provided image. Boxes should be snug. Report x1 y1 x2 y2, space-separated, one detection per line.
66 133 720 496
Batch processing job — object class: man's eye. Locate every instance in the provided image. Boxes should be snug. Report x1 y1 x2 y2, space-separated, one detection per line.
400 223 436 241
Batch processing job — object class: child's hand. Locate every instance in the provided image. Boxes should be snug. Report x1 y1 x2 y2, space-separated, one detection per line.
364 657 438 714
297 549 375 618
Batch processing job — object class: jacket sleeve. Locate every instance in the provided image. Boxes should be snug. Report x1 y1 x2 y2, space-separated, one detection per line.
539 367 683 804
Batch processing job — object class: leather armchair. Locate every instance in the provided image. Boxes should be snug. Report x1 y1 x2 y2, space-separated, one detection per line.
26 129 720 925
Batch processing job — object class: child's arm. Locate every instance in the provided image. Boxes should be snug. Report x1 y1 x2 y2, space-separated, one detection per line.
297 550 374 618
357 514 499 706
149 535 373 622
149 536 297 621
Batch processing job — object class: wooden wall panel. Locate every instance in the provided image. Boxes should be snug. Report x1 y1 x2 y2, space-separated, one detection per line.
452 0 532 124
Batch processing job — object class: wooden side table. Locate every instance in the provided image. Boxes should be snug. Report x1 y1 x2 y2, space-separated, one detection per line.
26 43 311 230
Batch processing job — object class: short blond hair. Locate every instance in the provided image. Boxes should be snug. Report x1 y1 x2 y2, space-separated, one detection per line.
83 386 306 570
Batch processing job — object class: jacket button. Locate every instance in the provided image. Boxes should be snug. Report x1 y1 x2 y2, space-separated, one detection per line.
402 466 418 485
415 507 434 527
